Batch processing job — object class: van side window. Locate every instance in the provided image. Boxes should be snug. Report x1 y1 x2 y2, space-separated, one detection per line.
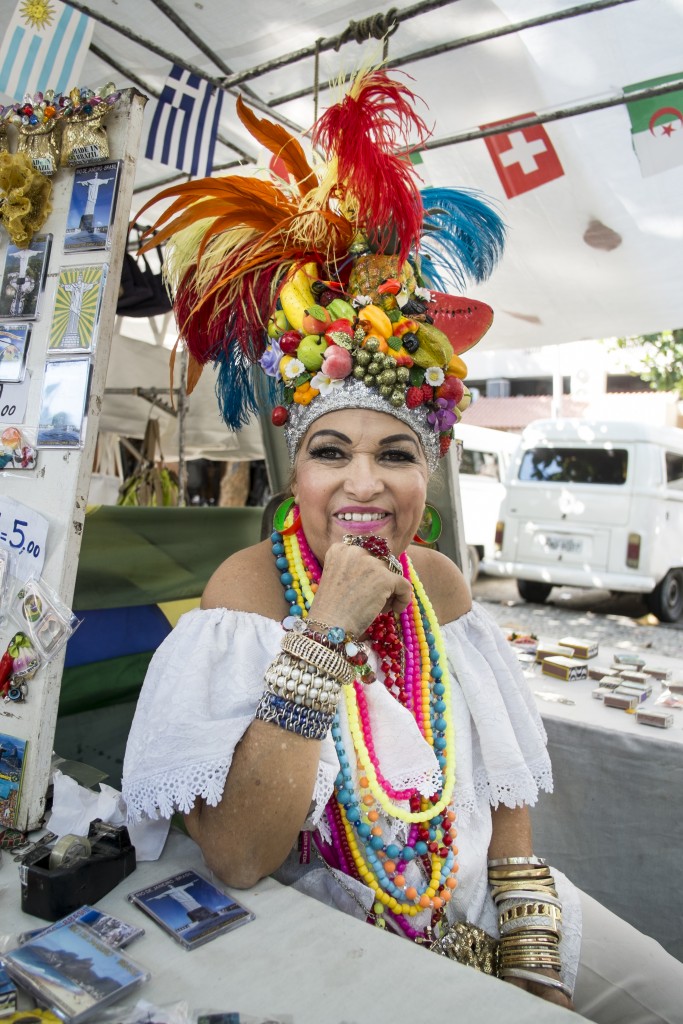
518 447 628 485
461 449 500 480
665 451 683 490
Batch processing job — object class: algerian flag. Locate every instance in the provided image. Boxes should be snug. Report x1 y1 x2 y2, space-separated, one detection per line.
625 73 683 177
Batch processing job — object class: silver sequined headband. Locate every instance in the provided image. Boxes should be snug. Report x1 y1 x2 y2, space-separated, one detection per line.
283 378 440 471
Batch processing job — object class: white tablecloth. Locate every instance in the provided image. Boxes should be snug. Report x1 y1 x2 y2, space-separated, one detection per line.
0 831 580 1023
526 645 683 961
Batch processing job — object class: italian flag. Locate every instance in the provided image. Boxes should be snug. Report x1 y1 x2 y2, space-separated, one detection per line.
625 73 683 177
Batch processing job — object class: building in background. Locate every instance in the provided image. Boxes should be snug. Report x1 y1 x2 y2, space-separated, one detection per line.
461 340 682 432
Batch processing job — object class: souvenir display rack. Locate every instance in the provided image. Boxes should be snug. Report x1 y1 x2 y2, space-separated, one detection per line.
0 88 147 831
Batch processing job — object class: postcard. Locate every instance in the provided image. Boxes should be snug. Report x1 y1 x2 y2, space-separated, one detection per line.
48 264 107 354
64 162 122 253
127 869 254 950
0 964 18 1016
1 920 148 1024
0 235 52 320
0 323 31 383
37 358 91 449
20 906 144 950
0 732 27 830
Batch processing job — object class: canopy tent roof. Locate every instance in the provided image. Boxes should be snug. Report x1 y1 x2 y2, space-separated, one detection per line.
2 0 677 348
2 0 682 454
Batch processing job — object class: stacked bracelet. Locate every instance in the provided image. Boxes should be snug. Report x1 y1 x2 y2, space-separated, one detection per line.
281 631 356 686
264 653 342 711
255 691 332 741
487 857 565 983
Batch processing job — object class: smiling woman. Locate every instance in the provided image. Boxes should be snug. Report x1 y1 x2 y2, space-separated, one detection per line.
292 412 430 568
121 66 683 1024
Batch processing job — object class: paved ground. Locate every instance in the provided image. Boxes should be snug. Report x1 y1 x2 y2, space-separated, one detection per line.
472 574 683 659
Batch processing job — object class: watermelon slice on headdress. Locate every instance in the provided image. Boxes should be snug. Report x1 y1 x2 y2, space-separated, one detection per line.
427 292 494 356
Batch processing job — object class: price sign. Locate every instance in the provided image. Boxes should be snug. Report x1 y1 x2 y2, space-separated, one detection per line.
0 376 31 424
0 496 48 581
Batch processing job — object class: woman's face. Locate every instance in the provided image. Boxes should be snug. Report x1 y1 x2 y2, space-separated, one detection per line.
292 408 430 563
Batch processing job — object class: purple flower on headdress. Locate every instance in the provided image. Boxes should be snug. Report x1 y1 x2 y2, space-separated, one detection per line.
426 397 457 433
260 339 283 379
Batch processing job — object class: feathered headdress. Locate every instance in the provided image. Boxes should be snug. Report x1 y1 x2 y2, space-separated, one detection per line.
137 68 505 457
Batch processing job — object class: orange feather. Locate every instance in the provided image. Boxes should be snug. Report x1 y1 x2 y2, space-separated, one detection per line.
236 96 317 195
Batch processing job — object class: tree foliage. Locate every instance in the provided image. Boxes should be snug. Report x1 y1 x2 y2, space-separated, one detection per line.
608 329 683 397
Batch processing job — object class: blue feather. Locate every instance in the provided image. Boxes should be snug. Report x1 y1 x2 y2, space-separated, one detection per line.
418 187 506 290
214 345 279 431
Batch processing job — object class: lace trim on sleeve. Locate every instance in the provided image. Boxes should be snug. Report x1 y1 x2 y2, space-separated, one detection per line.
454 759 554 822
124 757 234 823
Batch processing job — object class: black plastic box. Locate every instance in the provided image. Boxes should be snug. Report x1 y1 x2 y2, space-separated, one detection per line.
19 820 136 921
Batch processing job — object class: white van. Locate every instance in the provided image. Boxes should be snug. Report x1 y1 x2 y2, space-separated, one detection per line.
483 419 683 621
451 425 520 581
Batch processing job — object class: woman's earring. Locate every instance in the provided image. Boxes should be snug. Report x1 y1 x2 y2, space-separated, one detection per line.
413 504 442 545
273 496 301 536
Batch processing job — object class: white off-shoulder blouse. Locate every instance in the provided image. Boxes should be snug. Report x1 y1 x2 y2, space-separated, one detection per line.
122 602 581 986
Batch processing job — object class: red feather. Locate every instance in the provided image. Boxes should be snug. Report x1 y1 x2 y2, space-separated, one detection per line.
312 70 431 263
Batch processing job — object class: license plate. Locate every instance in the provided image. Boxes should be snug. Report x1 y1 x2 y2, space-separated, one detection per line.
541 533 584 555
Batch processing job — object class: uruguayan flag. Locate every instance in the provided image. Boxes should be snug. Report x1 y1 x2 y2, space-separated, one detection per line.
145 65 223 177
0 0 93 101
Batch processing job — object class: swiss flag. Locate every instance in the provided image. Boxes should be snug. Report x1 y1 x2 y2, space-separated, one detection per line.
481 115 564 198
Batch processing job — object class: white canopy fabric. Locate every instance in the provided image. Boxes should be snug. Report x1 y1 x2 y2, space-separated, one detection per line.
0 0 673 350
2 0 682 454
101 331 265 459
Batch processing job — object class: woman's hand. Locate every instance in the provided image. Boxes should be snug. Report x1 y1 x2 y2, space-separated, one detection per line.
307 540 413 637
503 970 575 1012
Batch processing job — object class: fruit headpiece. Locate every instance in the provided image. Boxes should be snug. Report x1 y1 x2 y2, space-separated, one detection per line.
137 68 505 468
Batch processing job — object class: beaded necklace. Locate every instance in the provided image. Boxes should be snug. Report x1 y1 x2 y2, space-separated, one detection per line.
270 506 458 939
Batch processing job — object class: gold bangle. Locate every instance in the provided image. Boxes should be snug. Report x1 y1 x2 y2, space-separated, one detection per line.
281 631 356 685
490 877 557 891
488 867 552 881
501 934 559 947
495 892 562 910
500 903 563 923
488 856 547 868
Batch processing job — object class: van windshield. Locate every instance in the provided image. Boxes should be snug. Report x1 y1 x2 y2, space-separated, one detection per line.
518 447 628 485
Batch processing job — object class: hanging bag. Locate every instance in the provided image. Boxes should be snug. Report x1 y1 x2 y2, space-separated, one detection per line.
116 226 172 317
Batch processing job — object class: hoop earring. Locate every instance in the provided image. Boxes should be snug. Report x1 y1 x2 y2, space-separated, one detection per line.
273 496 301 536
413 504 442 545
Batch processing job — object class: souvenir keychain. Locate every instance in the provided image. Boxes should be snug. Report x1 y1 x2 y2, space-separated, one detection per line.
0 631 40 701
11 576 79 664
0 427 37 470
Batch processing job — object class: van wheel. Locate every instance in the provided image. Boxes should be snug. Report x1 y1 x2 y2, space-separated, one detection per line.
467 546 481 584
517 579 552 604
646 569 683 623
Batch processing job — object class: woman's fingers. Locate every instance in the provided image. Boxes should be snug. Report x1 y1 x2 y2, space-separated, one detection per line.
309 542 411 636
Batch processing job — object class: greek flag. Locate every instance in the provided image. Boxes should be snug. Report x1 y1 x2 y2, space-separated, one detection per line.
145 65 223 177
0 0 93 101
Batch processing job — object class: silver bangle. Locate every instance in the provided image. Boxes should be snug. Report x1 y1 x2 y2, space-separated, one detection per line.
499 968 572 999
487 856 547 868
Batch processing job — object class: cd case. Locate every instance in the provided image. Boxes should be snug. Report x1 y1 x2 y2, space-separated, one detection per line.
19 905 144 949
0 920 149 1023
126 869 254 950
